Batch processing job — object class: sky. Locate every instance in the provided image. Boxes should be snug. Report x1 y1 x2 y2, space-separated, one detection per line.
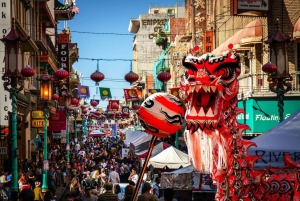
57 0 184 109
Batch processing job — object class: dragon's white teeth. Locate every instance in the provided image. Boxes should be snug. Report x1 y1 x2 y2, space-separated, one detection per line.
191 106 197 115
206 108 214 117
211 86 217 92
206 86 210 92
195 85 201 92
219 91 224 98
198 107 205 116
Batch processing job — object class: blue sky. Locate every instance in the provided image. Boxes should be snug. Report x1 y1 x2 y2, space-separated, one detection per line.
58 0 184 109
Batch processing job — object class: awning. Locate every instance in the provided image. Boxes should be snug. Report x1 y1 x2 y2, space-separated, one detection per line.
211 19 263 56
293 18 300 39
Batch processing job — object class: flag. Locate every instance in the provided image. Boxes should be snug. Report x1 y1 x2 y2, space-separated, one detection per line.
124 89 140 102
170 87 180 98
108 100 119 114
78 85 90 98
148 89 161 94
121 106 130 118
131 100 140 108
99 87 112 99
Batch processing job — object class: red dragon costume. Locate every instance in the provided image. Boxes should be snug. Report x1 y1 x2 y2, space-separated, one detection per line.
180 51 300 200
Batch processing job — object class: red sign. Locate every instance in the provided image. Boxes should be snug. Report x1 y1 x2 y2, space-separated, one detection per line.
48 110 66 131
107 100 120 114
124 89 140 101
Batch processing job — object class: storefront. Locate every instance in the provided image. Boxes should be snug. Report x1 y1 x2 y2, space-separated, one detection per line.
237 97 300 137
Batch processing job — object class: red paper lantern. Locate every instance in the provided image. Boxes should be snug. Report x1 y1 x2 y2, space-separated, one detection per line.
51 94 59 100
139 92 185 138
228 43 233 50
91 100 98 107
71 97 79 105
111 102 119 110
90 70 104 86
262 62 278 74
133 104 140 110
82 109 88 114
124 71 139 84
157 71 171 83
94 110 102 116
68 106 74 112
21 65 35 77
54 68 69 80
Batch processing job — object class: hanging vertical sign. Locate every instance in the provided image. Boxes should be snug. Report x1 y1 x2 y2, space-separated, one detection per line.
0 2 11 126
57 33 70 97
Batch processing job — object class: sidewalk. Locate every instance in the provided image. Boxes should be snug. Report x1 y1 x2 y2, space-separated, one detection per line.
55 174 71 201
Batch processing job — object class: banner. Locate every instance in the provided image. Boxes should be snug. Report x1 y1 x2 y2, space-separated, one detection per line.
107 100 119 114
148 89 161 94
99 87 112 99
124 89 140 102
170 87 180 98
122 148 130 159
121 106 130 118
78 85 90 98
48 110 67 131
111 123 117 137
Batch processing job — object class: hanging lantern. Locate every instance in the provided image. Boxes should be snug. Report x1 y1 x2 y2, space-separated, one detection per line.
39 68 52 102
82 109 88 114
51 94 59 100
54 68 69 80
262 62 278 74
133 104 140 110
68 106 74 114
111 102 119 110
21 65 35 77
94 110 102 116
90 70 105 86
71 97 79 105
157 71 171 83
139 92 185 138
124 71 139 84
91 100 98 107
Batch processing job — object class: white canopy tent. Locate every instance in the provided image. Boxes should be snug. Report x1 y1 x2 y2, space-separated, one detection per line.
130 134 152 149
123 130 149 147
148 146 191 169
248 109 300 168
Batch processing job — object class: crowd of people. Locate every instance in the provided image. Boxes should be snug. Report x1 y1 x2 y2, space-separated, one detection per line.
0 135 178 201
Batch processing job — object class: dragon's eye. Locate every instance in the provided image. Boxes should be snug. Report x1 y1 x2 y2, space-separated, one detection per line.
216 67 233 80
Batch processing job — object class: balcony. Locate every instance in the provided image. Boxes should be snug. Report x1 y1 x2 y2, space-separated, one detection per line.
237 72 300 99
34 32 48 51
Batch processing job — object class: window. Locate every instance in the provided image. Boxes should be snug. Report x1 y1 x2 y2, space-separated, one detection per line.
154 10 159 14
206 37 211 43
206 46 211 52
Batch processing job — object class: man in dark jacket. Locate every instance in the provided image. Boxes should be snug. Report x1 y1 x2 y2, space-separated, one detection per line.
98 183 118 201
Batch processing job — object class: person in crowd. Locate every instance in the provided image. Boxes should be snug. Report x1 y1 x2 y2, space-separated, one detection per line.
153 177 161 199
128 168 138 185
115 184 123 201
100 168 108 190
18 173 26 191
137 182 158 201
108 167 120 184
158 188 178 201
92 170 100 190
48 166 56 196
98 182 118 201
33 181 43 201
83 171 96 190
63 193 72 201
70 177 82 199
82 186 98 201
19 184 34 201
122 184 134 201
43 190 55 201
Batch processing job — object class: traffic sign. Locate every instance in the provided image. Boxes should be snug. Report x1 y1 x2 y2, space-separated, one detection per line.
0 147 7 154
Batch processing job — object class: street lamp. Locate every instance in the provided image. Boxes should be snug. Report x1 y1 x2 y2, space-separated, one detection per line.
38 67 52 192
64 92 72 163
262 20 292 122
73 107 79 143
0 24 35 194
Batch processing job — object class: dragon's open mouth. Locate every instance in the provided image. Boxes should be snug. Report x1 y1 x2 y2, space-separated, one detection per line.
186 84 222 132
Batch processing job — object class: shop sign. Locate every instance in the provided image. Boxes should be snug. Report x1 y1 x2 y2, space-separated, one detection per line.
237 98 300 134
32 110 44 119
32 119 49 128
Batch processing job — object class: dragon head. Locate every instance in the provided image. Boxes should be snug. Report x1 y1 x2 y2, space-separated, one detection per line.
182 52 241 133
